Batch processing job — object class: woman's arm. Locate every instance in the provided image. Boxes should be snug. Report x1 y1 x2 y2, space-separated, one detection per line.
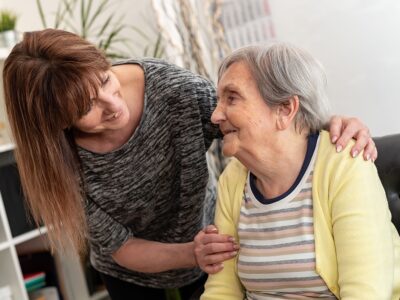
328 115 377 161
112 238 196 273
331 155 394 298
87 197 197 273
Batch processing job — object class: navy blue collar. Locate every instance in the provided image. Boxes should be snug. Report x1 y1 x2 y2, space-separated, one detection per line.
250 131 319 204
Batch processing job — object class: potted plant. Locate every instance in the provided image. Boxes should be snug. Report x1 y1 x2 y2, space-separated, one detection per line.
0 10 18 48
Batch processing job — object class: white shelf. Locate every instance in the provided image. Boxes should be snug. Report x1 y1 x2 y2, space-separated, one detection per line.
12 227 47 246
0 143 15 153
0 240 10 251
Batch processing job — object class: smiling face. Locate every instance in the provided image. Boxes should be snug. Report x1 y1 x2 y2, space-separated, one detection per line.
212 61 278 159
73 70 130 134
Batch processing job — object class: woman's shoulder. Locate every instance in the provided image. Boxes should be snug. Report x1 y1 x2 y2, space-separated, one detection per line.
318 130 359 162
316 130 376 179
219 158 247 184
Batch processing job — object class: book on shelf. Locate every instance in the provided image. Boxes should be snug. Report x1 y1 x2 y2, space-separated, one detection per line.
24 271 46 292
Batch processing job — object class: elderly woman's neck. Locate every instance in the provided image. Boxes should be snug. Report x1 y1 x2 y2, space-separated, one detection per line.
245 130 310 200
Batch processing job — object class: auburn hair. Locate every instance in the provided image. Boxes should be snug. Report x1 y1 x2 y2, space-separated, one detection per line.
2 29 110 255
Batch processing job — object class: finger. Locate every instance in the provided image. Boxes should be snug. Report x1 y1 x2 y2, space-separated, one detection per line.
349 129 370 158
201 240 239 255
203 263 224 275
361 137 376 161
204 224 218 234
200 233 236 245
328 115 343 143
334 119 361 153
371 145 378 163
203 250 239 266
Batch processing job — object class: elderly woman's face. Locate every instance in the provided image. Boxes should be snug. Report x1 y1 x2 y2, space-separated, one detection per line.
212 62 277 158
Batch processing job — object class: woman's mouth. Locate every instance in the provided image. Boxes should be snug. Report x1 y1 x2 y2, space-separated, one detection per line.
107 111 122 121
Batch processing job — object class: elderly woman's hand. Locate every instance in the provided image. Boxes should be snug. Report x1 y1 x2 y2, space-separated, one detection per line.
194 225 239 274
329 115 377 162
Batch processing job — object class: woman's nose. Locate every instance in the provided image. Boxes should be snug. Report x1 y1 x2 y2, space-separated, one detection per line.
211 102 225 124
97 90 118 110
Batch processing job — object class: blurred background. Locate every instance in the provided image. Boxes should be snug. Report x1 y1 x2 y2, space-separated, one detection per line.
1 0 399 136
0 1 399 300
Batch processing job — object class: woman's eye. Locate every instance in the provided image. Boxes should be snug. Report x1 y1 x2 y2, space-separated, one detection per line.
101 75 110 86
228 96 236 103
83 100 95 115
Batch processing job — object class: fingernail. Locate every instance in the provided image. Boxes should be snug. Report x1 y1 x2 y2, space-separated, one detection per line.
228 237 235 242
331 136 338 143
336 145 342 153
233 244 240 250
230 251 238 256
366 154 370 161
352 150 358 158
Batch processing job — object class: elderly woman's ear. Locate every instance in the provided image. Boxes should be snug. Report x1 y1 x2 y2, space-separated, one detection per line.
276 95 300 130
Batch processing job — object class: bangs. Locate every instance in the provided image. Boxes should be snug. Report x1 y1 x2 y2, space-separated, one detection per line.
34 64 108 132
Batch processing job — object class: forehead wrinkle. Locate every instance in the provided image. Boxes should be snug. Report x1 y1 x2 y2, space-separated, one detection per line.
219 83 242 97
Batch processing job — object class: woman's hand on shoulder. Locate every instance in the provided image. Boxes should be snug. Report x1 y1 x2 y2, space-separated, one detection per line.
194 225 239 274
328 115 377 162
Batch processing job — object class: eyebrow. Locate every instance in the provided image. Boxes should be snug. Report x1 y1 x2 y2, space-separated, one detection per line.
220 84 242 97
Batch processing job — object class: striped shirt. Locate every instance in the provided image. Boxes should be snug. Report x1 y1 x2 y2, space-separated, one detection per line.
237 133 337 299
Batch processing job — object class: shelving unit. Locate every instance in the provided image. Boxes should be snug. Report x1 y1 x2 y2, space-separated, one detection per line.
0 47 109 300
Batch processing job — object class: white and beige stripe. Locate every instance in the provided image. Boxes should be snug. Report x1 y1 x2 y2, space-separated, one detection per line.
237 147 336 299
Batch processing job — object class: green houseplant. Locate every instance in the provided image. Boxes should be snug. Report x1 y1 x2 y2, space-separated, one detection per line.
0 10 18 48
0 10 17 32
36 0 163 59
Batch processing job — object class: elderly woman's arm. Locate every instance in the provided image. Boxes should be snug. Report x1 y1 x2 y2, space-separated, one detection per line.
200 160 245 300
330 154 395 298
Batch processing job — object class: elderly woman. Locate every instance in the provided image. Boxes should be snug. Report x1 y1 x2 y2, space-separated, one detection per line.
200 43 400 299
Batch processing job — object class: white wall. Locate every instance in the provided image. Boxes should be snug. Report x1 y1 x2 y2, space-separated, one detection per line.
269 0 400 136
2 0 398 135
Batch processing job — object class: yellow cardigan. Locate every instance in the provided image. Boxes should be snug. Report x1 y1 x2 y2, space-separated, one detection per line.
201 131 400 300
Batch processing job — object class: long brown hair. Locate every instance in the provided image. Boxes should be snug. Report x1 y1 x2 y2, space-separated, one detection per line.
2 29 110 255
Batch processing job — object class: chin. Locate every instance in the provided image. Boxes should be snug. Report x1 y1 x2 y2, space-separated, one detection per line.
222 145 236 158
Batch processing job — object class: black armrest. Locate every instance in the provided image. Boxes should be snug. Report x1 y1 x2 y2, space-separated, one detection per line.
373 134 400 234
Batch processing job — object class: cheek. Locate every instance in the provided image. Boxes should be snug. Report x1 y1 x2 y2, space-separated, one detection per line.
74 112 101 130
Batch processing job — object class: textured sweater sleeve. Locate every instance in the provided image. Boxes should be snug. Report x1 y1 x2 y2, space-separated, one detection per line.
326 142 395 298
150 59 220 150
201 160 245 300
85 197 133 256
191 75 221 148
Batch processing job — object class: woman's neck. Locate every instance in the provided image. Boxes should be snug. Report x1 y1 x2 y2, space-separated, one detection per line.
244 130 309 200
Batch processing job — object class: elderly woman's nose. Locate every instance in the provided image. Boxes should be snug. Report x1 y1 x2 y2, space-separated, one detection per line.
211 103 225 124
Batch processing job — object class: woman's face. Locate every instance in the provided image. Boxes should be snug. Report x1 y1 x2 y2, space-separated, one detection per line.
212 61 277 158
73 70 130 133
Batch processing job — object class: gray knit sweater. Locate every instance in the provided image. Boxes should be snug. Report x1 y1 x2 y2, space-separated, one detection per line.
78 58 220 288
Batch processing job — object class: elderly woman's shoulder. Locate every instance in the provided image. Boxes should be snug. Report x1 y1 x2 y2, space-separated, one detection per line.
219 158 247 182
317 130 371 171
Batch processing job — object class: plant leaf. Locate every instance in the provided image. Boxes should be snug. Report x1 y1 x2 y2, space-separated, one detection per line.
87 0 109 32
36 0 47 28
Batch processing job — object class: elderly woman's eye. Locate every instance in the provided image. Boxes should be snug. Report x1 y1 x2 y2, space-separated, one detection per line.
228 96 236 102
